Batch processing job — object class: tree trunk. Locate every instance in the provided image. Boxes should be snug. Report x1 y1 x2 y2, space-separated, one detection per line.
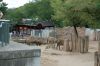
73 25 78 38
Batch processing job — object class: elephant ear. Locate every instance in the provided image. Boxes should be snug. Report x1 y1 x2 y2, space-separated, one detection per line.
0 11 3 19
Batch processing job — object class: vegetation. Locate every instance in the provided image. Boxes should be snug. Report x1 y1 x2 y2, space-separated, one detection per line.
5 0 62 27
5 0 54 25
4 0 100 29
50 0 100 36
0 0 7 17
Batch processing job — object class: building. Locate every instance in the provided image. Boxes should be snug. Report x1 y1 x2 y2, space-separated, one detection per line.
31 21 55 38
13 20 55 38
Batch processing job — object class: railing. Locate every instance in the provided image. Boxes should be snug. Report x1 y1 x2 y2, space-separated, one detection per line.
0 21 9 47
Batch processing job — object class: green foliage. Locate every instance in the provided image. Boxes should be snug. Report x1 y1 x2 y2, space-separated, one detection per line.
5 0 100 28
6 0 54 25
0 0 7 15
20 2 38 18
51 0 100 28
6 2 37 24
36 0 54 20
6 8 25 24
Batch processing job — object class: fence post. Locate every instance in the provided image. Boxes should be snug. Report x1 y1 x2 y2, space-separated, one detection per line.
84 36 89 53
63 39 69 51
94 52 98 66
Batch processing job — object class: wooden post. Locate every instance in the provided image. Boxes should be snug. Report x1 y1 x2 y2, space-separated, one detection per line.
77 37 81 52
63 39 67 51
63 39 70 51
97 32 100 41
72 37 75 52
94 52 98 66
83 36 89 53
98 41 100 53
75 36 78 52
94 38 100 66
99 53 100 66
72 36 77 52
80 37 83 53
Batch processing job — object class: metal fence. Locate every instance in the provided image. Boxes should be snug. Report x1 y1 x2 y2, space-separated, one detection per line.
0 20 10 47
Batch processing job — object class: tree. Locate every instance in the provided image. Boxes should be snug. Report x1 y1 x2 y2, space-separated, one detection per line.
6 8 26 25
19 2 38 18
51 0 100 37
0 0 7 16
6 0 54 25
35 0 54 20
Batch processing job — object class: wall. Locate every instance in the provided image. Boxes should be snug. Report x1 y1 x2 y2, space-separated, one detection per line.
0 42 41 66
31 27 54 38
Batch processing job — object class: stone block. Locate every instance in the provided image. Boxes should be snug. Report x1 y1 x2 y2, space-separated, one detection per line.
0 42 41 66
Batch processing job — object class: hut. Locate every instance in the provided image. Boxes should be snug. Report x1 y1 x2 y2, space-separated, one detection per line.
12 20 55 38
31 20 55 38
12 19 33 37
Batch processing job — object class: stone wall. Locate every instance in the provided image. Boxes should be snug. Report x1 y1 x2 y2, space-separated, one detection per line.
0 42 41 66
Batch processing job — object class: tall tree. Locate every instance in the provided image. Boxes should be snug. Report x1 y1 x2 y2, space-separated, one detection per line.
51 0 100 37
35 0 54 20
6 0 54 25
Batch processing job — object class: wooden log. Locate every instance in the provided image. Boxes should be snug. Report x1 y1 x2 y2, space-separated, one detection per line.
80 37 85 53
75 37 78 52
72 36 77 52
63 39 67 51
99 53 100 66
83 38 85 53
83 36 89 53
79 37 82 53
94 52 98 66
76 37 81 52
97 32 100 41
78 36 89 53
84 36 89 53
98 41 100 53
63 39 70 51
72 37 75 52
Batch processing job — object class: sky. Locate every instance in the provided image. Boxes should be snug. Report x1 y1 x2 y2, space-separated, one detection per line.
3 0 31 8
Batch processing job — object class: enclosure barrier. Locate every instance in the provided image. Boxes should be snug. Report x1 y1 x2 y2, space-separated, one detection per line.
63 36 89 53
0 20 41 66
95 41 100 66
94 52 100 66
0 43 41 66
0 20 9 47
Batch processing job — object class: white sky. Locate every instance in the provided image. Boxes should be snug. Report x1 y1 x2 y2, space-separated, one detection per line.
3 0 31 8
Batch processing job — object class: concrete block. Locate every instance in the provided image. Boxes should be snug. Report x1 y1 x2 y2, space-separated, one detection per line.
0 42 41 66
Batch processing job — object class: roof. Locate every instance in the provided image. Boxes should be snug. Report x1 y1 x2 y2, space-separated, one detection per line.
13 20 55 30
33 20 54 27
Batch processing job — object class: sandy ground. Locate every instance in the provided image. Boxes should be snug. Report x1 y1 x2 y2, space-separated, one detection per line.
41 41 99 66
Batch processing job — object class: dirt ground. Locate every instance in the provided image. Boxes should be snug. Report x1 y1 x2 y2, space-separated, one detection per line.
41 41 98 66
